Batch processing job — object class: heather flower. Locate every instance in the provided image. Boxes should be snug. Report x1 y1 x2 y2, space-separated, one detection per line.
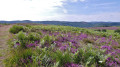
111 40 119 46
27 43 37 48
34 41 40 44
64 63 82 67
71 48 77 53
115 49 120 53
100 37 106 43
59 45 68 51
109 35 112 39
16 42 20 45
111 52 116 55
101 45 112 54
115 58 120 64
106 57 119 67
101 45 112 51
54 41 62 47
79 33 87 40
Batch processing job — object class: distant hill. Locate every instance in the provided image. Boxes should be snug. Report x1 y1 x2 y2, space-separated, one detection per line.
0 20 120 28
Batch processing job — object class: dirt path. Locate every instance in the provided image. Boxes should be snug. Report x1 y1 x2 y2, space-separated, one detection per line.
0 25 13 67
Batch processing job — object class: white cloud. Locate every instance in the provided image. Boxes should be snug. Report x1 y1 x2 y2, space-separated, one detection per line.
63 9 68 13
0 0 66 20
70 0 85 2
80 0 85 2
71 0 78 2
0 0 119 22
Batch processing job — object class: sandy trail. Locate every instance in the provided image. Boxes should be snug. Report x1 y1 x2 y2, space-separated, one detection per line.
0 25 13 67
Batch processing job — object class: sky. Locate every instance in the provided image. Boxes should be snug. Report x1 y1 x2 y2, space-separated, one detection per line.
0 0 120 22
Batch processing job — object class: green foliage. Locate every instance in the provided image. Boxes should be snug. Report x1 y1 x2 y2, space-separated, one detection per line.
25 24 32 28
40 35 55 47
9 25 24 34
51 50 72 66
43 35 53 44
27 32 40 41
94 29 101 32
31 47 53 67
4 48 33 67
15 31 40 48
115 29 120 34
23 27 31 33
73 44 109 67
102 29 107 32
17 31 28 48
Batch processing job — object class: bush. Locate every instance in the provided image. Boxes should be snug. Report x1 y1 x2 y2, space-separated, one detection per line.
4 48 33 67
102 29 107 32
51 50 72 67
9 25 24 34
73 44 109 67
16 31 40 48
94 29 101 32
27 32 40 41
114 29 120 34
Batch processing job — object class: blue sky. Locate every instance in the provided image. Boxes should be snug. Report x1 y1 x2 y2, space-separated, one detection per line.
62 0 120 15
0 0 120 22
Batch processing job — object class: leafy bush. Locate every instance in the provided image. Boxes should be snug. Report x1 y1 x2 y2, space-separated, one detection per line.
9 25 24 34
15 31 40 48
115 29 120 34
94 29 101 32
102 29 107 32
4 48 33 67
27 32 40 41
51 50 72 67
73 44 109 67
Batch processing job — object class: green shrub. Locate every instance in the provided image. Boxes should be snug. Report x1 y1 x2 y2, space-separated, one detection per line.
4 48 33 67
102 29 107 32
73 44 109 67
17 31 28 48
9 25 24 34
115 29 120 34
51 50 72 66
94 29 101 32
23 27 31 33
27 32 40 41
31 47 54 67
16 31 40 48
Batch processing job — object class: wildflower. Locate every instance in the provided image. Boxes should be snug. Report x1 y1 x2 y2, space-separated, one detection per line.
64 63 82 67
101 45 112 51
71 48 77 54
16 42 20 45
59 45 68 51
100 37 106 43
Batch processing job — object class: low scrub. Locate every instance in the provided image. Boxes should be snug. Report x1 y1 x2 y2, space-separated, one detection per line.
9 25 24 34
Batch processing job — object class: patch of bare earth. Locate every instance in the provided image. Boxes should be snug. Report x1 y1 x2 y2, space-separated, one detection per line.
0 25 13 67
